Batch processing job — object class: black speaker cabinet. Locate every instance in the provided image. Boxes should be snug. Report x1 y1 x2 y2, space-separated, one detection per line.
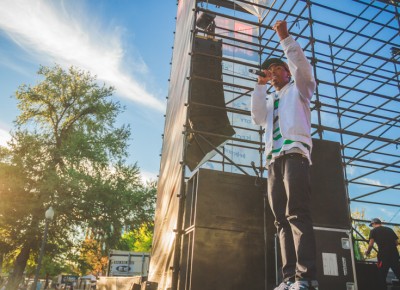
183 168 269 233
313 227 357 290
310 139 351 229
178 140 353 290
179 169 276 290
179 227 265 290
274 228 357 289
185 36 235 171
355 262 381 290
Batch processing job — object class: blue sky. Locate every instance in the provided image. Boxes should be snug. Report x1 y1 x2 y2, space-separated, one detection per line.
0 0 177 182
0 0 398 225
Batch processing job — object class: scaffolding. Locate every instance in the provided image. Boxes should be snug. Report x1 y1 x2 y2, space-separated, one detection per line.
149 1 400 289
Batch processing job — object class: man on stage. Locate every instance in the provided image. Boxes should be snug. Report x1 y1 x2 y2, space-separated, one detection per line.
251 20 318 290
365 218 400 290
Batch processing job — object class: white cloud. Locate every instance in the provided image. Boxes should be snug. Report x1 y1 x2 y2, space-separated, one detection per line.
378 207 395 220
0 0 165 112
345 164 356 176
359 178 385 187
140 170 158 184
0 127 11 147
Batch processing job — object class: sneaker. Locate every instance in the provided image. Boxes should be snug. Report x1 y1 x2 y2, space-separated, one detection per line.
274 281 294 290
289 281 319 290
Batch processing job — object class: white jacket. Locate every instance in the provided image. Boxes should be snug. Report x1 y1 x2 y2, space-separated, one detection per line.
251 35 316 156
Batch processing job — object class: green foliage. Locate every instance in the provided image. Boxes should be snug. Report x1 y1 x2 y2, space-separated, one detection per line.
40 255 76 278
117 231 136 251
352 209 374 261
117 223 154 253
132 223 153 252
0 64 156 288
395 226 400 253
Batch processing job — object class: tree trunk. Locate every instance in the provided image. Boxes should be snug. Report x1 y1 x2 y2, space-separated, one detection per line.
44 273 49 289
0 253 3 274
6 243 32 290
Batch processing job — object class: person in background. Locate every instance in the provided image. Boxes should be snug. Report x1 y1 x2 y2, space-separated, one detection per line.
251 20 318 290
365 218 400 290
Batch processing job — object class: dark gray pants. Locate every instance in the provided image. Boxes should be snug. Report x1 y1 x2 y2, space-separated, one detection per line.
267 153 317 282
377 257 400 290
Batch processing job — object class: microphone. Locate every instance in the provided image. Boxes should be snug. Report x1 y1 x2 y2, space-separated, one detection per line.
251 161 263 188
249 68 266 77
251 161 259 178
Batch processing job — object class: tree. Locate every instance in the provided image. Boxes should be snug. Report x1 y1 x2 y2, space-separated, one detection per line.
0 65 155 290
352 209 374 260
75 181 156 275
117 223 154 253
76 235 108 276
116 182 156 253
132 223 154 253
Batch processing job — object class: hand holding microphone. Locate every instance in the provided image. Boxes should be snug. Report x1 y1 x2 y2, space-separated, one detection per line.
249 68 266 77
249 68 271 85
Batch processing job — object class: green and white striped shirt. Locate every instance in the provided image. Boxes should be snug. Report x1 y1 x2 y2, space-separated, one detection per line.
266 93 310 165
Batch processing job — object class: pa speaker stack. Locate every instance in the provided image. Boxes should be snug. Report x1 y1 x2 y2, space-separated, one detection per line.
310 139 356 289
185 36 235 171
178 139 358 290
179 169 275 290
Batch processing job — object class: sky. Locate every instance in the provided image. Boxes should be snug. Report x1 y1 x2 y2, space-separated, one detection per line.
0 0 398 225
0 0 177 183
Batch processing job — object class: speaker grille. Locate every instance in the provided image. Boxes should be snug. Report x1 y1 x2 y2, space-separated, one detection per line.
179 169 276 290
310 139 351 229
185 37 235 171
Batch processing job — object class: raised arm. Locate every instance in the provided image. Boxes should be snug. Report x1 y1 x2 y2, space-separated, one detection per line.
274 20 316 101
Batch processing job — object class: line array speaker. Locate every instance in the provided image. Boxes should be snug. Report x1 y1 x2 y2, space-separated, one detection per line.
185 36 235 171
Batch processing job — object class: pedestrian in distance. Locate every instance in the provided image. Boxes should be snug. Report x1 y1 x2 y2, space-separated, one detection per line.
251 20 318 290
365 218 400 290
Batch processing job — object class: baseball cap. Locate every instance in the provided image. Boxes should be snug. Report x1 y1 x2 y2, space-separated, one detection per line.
369 218 382 226
261 57 289 72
